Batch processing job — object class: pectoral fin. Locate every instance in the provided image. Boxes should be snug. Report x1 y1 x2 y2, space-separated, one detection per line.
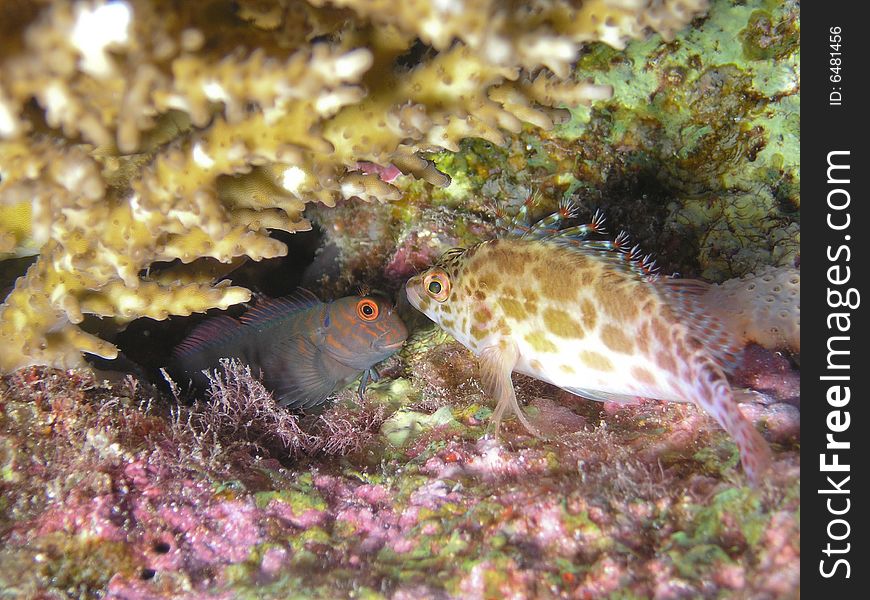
264 336 342 411
479 343 541 438
356 367 380 401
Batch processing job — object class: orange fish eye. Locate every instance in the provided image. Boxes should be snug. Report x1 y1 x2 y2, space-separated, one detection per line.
423 270 451 302
356 298 379 321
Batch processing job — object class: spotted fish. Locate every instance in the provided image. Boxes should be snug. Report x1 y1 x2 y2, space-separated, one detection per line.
171 289 408 410
405 204 773 482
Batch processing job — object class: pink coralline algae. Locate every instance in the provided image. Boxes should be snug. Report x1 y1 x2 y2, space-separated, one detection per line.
733 344 801 406
1 360 799 599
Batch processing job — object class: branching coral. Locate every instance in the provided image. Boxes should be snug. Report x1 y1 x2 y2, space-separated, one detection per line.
0 0 708 372
309 0 710 77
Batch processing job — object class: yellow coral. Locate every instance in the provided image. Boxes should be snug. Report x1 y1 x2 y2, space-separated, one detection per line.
308 0 709 76
0 0 707 372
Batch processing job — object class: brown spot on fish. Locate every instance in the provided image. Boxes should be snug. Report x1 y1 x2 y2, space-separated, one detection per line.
598 284 640 321
600 324 634 354
534 267 579 302
655 351 678 374
473 307 492 324
580 350 614 371
470 324 489 340
651 318 670 346
577 269 595 286
498 297 527 320
474 290 487 301
543 307 585 339
560 364 576 374
637 321 651 354
478 271 501 290
675 343 692 364
580 298 597 331
530 359 543 372
525 331 557 353
631 366 656 385
486 246 528 275
441 318 455 329
641 297 656 313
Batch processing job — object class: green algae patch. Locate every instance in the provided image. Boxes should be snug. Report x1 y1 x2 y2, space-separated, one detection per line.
740 10 800 61
290 526 332 548
562 507 601 537
360 377 414 410
698 488 767 548
693 441 741 477
543 0 799 278
381 406 459 446
670 487 768 556
255 487 327 513
0 533 139 598
667 540 734 579
0 437 20 483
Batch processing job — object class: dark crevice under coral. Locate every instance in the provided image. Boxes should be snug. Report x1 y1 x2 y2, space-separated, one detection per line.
85 225 325 382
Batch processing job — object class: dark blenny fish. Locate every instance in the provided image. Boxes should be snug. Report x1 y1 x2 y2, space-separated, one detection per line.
171 289 408 410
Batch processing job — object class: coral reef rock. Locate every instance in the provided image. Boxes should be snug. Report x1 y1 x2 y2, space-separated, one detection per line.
0 0 711 372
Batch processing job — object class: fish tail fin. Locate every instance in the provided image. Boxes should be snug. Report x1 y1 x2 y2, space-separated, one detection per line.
657 278 745 373
684 354 773 484
659 267 801 366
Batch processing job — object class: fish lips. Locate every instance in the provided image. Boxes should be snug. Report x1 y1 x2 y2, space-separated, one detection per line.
404 278 422 309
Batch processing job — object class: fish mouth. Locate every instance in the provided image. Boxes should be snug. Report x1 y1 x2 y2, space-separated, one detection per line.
404 281 421 309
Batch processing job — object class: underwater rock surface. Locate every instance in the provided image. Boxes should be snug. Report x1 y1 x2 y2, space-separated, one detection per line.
0 363 798 599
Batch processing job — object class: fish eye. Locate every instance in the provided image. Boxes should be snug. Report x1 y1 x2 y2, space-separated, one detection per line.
423 270 451 302
356 298 379 321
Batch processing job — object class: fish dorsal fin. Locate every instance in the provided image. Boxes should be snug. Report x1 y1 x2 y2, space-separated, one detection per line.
656 277 744 372
171 315 242 359
498 201 659 282
239 288 322 327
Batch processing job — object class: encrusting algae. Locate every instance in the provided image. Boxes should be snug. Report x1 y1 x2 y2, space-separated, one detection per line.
406 202 794 482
